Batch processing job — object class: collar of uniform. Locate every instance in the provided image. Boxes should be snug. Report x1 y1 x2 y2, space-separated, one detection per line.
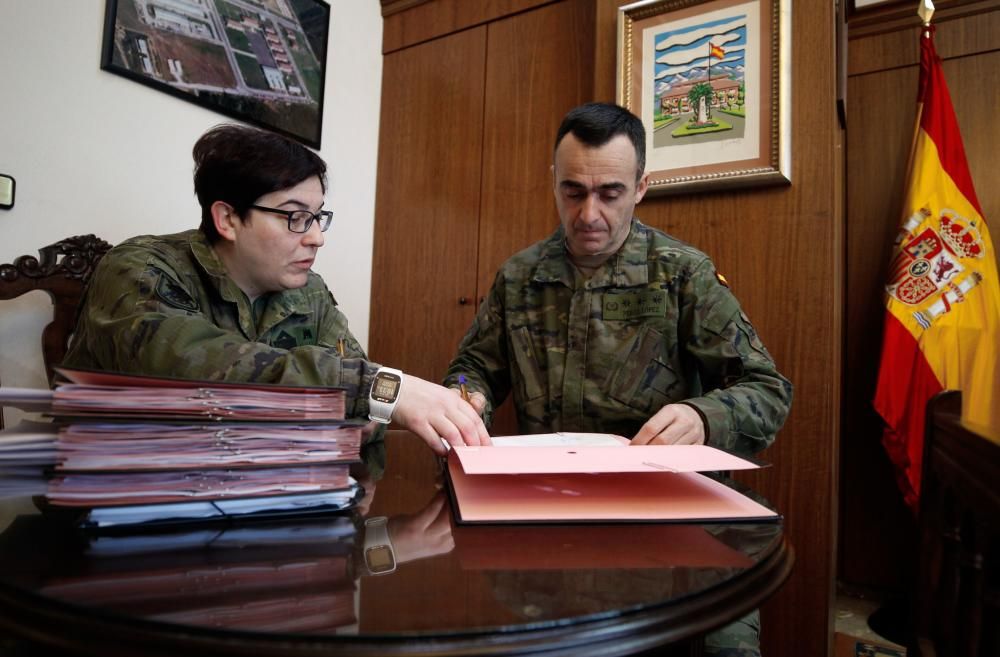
187 229 314 316
606 220 652 288
532 221 650 288
262 283 315 321
189 230 247 305
531 227 576 287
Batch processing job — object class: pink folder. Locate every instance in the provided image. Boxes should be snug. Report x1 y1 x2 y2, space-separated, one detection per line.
445 445 779 524
51 367 346 421
451 444 762 474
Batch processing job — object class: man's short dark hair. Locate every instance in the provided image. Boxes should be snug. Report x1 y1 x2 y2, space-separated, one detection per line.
554 102 646 182
193 124 328 243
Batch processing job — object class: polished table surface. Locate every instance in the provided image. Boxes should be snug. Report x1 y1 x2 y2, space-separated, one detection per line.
0 431 793 657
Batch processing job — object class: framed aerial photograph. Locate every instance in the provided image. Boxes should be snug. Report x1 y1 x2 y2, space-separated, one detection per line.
617 0 791 195
101 0 330 148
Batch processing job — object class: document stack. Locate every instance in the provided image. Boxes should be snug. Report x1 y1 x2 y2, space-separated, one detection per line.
1 368 365 530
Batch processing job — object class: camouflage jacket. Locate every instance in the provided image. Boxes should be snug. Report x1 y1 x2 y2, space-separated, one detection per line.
444 220 792 455
63 229 386 470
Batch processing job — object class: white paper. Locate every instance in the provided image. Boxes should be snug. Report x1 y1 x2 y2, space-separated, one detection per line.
490 432 628 447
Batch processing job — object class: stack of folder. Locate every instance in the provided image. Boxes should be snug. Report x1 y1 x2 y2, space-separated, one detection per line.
0 368 365 529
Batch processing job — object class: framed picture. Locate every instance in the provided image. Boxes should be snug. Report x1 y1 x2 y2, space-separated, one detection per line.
846 0 910 20
101 0 330 148
617 0 791 195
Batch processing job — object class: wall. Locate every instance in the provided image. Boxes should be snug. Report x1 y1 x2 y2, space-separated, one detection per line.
0 0 382 405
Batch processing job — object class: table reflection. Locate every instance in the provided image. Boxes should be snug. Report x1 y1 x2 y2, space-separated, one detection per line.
0 515 359 634
0 432 789 655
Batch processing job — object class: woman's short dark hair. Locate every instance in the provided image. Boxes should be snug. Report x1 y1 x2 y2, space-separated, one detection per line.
554 103 646 182
193 124 328 243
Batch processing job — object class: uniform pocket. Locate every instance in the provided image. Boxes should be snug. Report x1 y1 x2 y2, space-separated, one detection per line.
510 326 545 400
608 326 679 412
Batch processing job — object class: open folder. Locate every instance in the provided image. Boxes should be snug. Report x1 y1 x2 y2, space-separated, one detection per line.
445 442 779 524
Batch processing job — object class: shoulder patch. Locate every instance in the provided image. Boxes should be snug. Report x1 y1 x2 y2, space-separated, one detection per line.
715 271 730 288
155 273 200 312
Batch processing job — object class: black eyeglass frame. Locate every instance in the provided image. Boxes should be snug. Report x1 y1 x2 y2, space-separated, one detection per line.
248 204 333 233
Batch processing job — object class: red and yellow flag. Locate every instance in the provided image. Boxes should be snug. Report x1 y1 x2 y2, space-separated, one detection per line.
874 28 1000 511
709 43 725 59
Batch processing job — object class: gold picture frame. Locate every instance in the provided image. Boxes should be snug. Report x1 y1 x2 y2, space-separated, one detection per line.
617 0 791 195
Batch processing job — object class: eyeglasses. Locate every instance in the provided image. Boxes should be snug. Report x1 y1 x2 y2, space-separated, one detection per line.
249 204 333 233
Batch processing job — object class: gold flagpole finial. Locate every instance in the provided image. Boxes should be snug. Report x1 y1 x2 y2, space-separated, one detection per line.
917 0 935 26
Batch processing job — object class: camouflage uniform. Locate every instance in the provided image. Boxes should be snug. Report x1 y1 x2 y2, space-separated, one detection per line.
63 229 385 473
445 220 790 657
444 220 792 455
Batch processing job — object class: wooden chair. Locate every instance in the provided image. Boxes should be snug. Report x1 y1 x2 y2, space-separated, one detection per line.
911 390 1000 657
0 234 111 389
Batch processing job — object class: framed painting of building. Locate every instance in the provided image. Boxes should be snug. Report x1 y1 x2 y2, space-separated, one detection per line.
617 0 791 195
101 0 330 148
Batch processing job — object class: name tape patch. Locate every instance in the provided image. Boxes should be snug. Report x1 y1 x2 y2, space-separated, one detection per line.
603 290 667 320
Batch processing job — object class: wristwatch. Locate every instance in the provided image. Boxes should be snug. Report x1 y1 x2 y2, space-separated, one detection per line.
363 516 396 575
368 367 403 424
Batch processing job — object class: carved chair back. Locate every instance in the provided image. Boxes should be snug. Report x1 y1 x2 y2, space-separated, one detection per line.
0 235 112 388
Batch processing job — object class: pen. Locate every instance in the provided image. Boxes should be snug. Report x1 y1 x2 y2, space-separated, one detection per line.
336 338 346 357
458 374 471 404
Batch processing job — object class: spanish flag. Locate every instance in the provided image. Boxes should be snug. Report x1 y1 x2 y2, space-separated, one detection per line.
873 27 1000 511
709 43 725 59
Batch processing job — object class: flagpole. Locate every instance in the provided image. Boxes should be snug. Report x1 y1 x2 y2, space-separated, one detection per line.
707 42 711 83
918 0 934 37
898 0 935 222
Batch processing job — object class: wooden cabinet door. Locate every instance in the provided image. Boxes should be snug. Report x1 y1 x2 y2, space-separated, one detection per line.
370 0 596 429
368 27 486 381
477 0 596 299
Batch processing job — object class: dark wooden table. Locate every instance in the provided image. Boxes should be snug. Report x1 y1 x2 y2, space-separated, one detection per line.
0 431 793 656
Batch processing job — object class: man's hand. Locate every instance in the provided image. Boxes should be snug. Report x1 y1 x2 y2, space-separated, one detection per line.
392 374 491 455
630 403 706 446
449 387 487 415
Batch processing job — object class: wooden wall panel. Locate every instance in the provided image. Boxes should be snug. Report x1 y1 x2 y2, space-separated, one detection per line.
382 0 560 53
477 0 596 299
593 1 843 655
840 8 1000 592
841 65 918 591
368 28 487 382
848 4 1000 74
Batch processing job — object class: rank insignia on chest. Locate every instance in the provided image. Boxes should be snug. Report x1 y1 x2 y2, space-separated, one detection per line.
271 326 316 349
603 290 667 320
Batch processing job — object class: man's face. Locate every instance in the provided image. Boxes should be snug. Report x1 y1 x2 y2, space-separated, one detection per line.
553 133 648 258
226 175 326 299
